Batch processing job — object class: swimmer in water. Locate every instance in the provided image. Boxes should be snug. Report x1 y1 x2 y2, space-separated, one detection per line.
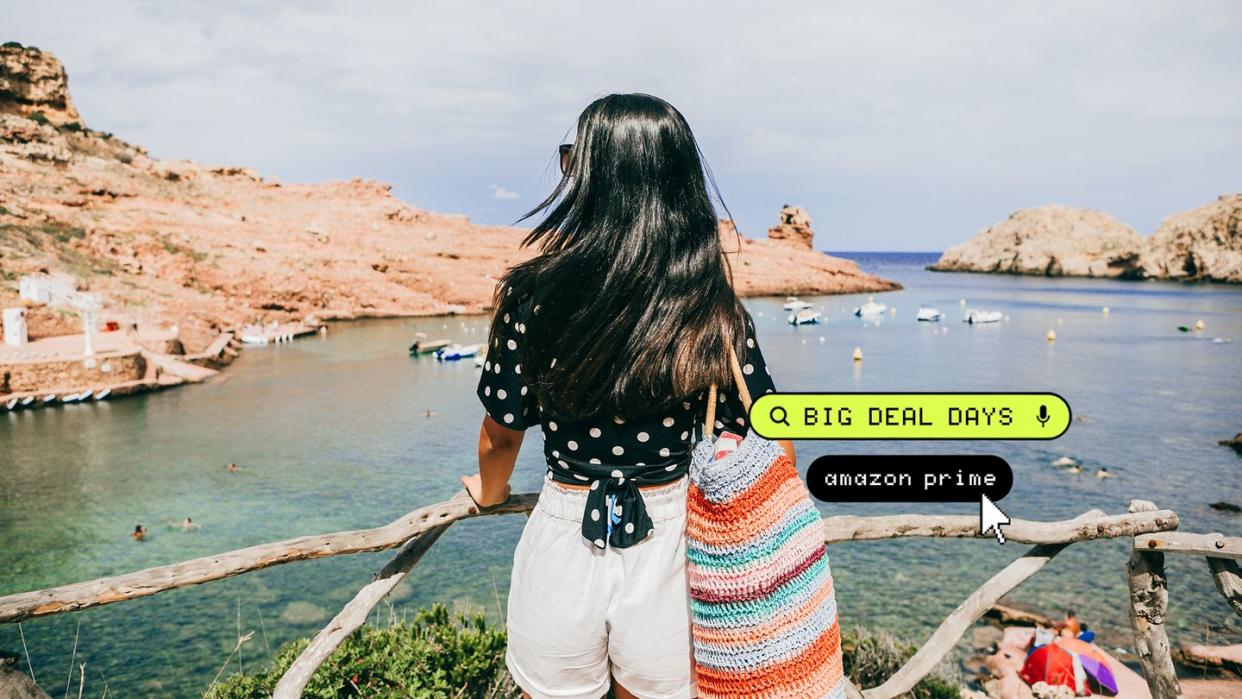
226 463 239 473
1097 467 1114 479
1067 465 1082 474
132 524 147 541
182 517 200 531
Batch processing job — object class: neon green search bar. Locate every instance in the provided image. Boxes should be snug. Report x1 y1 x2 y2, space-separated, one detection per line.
750 393 1071 440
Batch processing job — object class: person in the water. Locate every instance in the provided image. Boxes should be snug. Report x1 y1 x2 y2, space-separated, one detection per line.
132 524 146 541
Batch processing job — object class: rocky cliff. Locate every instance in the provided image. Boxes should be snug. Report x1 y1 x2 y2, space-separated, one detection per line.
1138 194 1242 283
932 198 1242 283
0 43 79 126
0 45 897 352
930 206 1144 278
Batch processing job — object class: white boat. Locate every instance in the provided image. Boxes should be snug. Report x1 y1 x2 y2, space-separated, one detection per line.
20 396 35 406
409 338 451 355
854 302 887 317
42 394 57 403
239 333 270 345
963 309 1003 324
787 310 822 326
782 298 812 311
916 305 944 322
94 389 111 400
435 343 481 361
4 398 15 410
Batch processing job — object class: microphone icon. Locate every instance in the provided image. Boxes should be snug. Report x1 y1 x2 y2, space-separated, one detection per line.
1036 405 1050 427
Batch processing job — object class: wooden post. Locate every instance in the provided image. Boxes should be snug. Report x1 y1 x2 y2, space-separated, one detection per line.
273 522 452 698
1206 556 1242 617
1127 500 1183 699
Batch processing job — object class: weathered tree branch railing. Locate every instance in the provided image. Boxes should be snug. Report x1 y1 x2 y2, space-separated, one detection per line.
3 494 1238 699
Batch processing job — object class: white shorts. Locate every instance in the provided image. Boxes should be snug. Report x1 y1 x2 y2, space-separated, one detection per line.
506 477 697 699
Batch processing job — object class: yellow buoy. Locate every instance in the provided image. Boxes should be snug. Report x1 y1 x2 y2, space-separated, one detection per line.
852 346 863 362
1046 329 1057 342
1195 319 1205 331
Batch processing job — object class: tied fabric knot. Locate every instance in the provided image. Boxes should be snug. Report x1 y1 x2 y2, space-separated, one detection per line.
546 454 686 549
583 472 653 549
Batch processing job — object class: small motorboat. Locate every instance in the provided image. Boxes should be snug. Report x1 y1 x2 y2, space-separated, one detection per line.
435 343 481 361
20 396 35 406
916 305 944 322
94 389 111 400
42 394 57 403
787 310 822 326
854 301 887 317
4 398 16 411
964 309 1003 324
239 332 269 345
782 297 812 311
409 338 451 355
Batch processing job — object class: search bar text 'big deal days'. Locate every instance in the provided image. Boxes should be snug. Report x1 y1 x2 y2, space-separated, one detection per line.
750 393 1071 440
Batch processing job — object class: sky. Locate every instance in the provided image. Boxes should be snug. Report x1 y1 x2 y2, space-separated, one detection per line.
5 1 1241 251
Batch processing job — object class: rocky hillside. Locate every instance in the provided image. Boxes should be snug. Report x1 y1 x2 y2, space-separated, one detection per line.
0 44 897 352
931 198 1241 283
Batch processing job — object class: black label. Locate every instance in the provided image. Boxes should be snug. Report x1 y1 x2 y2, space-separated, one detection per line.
805 454 1012 502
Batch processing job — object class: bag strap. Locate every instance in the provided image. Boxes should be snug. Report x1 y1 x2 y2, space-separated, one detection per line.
703 344 751 436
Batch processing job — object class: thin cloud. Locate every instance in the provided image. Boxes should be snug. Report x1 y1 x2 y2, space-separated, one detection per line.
4 1 1239 250
489 184 520 201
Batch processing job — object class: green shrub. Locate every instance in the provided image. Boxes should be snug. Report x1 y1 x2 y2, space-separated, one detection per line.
842 626 961 699
205 605 518 699
2 41 24 49
61 121 83 132
28 111 50 126
207 605 962 699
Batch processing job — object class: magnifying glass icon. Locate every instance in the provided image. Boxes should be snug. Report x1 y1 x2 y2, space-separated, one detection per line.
770 406 790 427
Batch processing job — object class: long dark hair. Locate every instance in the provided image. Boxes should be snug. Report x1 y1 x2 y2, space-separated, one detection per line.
490 93 748 420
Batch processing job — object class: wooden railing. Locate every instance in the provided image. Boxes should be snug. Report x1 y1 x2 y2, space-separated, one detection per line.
1 494 1238 699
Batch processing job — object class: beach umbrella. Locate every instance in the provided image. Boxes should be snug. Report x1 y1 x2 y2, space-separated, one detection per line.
1020 643 1086 695
1056 638 1119 695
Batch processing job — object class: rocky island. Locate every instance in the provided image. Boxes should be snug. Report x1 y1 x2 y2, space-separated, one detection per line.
931 197 1242 283
0 44 896 405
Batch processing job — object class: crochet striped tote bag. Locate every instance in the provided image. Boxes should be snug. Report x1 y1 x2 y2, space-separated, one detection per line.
687 347 844 698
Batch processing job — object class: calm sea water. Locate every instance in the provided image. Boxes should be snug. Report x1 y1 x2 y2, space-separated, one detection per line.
2 252 1240 697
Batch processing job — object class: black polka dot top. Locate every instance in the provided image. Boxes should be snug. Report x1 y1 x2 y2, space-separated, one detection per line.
476 298 776 548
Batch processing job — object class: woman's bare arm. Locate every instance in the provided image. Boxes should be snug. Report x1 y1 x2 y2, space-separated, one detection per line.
461 415 524 507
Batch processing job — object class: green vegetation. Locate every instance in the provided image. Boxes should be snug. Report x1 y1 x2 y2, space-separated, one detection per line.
206 605 962 699
842 626 961 699
2 41 25 49
0 222 116 279
206 605 518 699
28 111 51 126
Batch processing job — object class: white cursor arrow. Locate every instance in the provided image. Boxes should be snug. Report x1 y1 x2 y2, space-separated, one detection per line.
980 494 1010 544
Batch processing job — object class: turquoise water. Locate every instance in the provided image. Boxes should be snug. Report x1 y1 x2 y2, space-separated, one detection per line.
2 253 1240 697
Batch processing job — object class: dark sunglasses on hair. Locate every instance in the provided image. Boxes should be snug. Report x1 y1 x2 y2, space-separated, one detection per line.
559 143 573 175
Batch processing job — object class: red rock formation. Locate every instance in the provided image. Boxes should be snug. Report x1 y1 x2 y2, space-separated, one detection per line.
0 47 898 352
766 205 816 249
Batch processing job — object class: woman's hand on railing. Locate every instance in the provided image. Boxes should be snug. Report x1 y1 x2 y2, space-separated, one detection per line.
461 473 511 508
